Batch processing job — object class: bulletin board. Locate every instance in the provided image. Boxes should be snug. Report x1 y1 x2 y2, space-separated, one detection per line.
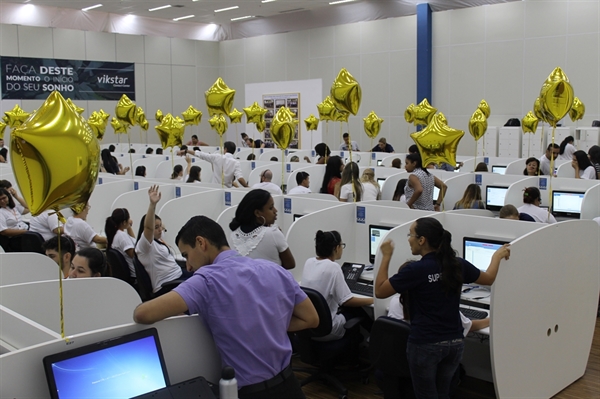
262 93 300 149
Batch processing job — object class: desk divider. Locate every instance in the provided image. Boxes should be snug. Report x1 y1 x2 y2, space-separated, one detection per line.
0 305 61 352
0 253 59 287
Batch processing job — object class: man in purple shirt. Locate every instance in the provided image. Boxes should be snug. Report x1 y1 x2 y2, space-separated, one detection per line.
134 215 318 399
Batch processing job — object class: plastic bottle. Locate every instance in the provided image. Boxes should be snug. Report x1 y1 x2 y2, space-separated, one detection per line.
219 366 238 399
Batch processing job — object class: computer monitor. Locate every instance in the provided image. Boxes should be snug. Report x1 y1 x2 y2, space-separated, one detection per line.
492 165 507 175
369 224 392 264
463 237 507 273
293 213 304 222
377 159 383 166
432 186 440 204
43 328 169 399
485 185 508 211
551 190 584 218
377 178 386 191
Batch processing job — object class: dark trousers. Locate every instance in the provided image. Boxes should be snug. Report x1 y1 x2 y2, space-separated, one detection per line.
238 371 305 399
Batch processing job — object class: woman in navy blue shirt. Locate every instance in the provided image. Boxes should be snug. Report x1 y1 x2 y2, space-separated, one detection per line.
375 217 510 399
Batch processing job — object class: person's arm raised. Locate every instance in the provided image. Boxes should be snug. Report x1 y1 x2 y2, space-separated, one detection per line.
143 185 161 243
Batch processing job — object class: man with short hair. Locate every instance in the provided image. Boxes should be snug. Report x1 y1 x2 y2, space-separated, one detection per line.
179 141 248 188
42 235 75 278
391 158 402 169
134 216 318 399
540 143 560 175
339 133 359 151
371 137 394 153
288 172 311 194
252 169 283 195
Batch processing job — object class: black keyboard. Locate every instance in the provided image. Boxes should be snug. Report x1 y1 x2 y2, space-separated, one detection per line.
459 307 488 320
347 281 373 297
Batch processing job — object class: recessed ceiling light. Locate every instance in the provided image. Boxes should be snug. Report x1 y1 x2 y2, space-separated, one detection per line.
173 14 195 21
149 5 171 12
329 0 355 4
215 6 239 13
261 0 277 3
82 4 103 11
231 15 254 21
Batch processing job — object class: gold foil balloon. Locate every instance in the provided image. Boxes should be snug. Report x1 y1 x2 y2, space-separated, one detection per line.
413 99 437 126
304 114 319 131
256 120 266 133
569 97 585 122
243 102 267 124
88 112 106 140
363 111 383 139
330 68 361 115
205 77 235 117
332 108 349 123
533 98 544 122
115 94 137 126
478 100 491 119
229 108 243 124
317 96 336 121
271 107 297 149
208 114 228 136
539 67 574 126
181 105 202 126
111 117 127 134
155 109 164 123
4 104 30 128
522 111 539 134
410 113 465 168
10 91 99 216
404 103 416 124
66 98 84 115
468 109 488 141
135 107 149 131
438 112 448 126
0 121 6 139
156 113 185 149
99 109 110 122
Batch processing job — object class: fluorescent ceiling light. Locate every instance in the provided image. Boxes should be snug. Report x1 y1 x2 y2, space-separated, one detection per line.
215 6 239 13
231 15 253 21
82 4 103 11
149 5 171 12
261 0 277 3
173 14 195 21
329 0 355 4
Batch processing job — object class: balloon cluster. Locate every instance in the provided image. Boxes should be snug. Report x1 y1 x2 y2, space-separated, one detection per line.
206 77 237 136
468 100 490 142
156 113 186 149
88 109 110 140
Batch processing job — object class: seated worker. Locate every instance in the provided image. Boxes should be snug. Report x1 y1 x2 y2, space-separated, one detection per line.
133 215 319 399
453 184 484 210
146 148 154 155
499 204 536 222
339 132 359 151
29 209 62 241
393 179 408 202
0 187 30 252
64 203 108 249
252 169 283 196
474 162 489 172
186 134 209 147
288 172 311 194
372 137 394 153
517 187 556 223
42 235 76 278
69 247 107 278
301 230 373 341
105 208 137 278
391 158 402 169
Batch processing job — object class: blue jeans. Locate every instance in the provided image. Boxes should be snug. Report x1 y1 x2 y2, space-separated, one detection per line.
406 338 464 399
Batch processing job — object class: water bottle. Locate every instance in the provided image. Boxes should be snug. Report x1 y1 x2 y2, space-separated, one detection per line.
219 366 238 399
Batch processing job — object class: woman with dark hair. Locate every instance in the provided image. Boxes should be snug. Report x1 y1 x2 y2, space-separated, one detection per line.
146 147 154 155
404 153 447 211
375 217 510 399
320 155 343 195
393 179 408 202
69 247 108 278
453 184 484 210
338 162 363 202
523 157 541 176
185 165 202 183
314 143 331 164
588 145 600 179
558 136 576 161
572 150 596 179
156 148 163 155
474 162 488 172
517 187 556 223
0 187 30 251
229 189 295 270
105 208 136 277
171 164 183 180
101 149 130 175
64 203 108 249
135 165 146 177
301 230 373 340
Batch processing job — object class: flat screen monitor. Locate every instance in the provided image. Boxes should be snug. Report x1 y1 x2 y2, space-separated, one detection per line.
293 213 304 222
463 237 507 273
43 328 169 399
432 186 440 204
485 185 508 211
369 224 392 264
377 178 386 191
551 190 584 218
377 159 383 166
492 165 507 175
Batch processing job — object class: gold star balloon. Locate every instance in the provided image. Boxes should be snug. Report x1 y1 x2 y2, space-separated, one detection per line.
332 108 349 123
437 112 448 126
10 91 99 216
156 113 185 149
330 68 362 115
478 100 491 119
256 119 266 133
539 67 574 127
228 108 243 124
0 121 6 140
522 111 539 134
569 97 585 122
412 99 437 126
99 109 110 122
88 111 107 140
243 102 267 124
115 94 137 126
111 117 128 134
533 97 544 122
468 109 487 141
304 114 319 131
66 98 84 115
404 103 416 124
317 96 336 121
4 104 31 128
410 113 465 167
181 105 202 126
208 114 228 136
135 106 149 131
205 77 235 117
155 109 164 123
271 107 298 150
363 111 383 139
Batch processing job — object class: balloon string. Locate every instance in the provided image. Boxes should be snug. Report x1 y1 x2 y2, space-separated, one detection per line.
473 140 477 173
127 132 133 179
57 225 67 341
482 135 486 156
220 135 224 188
15 140 35 210
528 134 531 158
281 149 285 193
548 125 556 222
171 148 174 170
369 138 373 166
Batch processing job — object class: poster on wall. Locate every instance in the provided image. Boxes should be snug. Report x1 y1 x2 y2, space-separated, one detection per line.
262 93 300 149
1 56 135 101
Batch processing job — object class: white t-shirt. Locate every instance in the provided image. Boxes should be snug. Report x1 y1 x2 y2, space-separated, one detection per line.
558 143 576 161
230 225 288 266
135 235 182 293
540 154 552 176
252 182 283 196
301 257 353 340
64 217 98 249
29 210 61 241
287 185 311 195
579 165 596 180
340 182 365 202
193 151 243 188
0 206 28 232
112 229 136 277
517 203 557 224
362 182 380 201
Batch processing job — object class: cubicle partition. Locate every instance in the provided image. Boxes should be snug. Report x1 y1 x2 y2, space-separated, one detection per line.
286 165 325 193
379 170 408 200
153 157 212 180
0 253 59 286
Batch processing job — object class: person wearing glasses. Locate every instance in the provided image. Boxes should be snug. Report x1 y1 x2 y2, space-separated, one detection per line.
64 203 107 250
301 230 373 341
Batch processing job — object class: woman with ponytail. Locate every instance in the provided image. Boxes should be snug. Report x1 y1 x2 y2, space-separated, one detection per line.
338 162 363 202
375 217 510 399
105 208 136 277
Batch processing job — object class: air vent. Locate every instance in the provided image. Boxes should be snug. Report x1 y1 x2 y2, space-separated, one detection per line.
279 8 305 14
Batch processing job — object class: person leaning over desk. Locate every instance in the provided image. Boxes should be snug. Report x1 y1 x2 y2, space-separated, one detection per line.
375 217 510 399
134 215 319 399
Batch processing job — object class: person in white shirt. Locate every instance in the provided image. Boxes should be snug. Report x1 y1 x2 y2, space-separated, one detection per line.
572 150 597 180
517 187 556 223
301 230 373 341
360 168 381 201
29 210 62 241
105 208 137 277
179 141 248 188
251 169 282 196
558 136 576 161
339 132 359 151
64 203 108 249
339 162 364 202
185 165 202 183
288 172 311 195
540 143 560 176
0 187 30 252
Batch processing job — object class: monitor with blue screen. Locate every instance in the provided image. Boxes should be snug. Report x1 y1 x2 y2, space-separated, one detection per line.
551 190 584 218
485 185 508 211
369 224 392 264
463 237 507 273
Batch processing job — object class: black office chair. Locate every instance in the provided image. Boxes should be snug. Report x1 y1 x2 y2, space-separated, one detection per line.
106 248 136 288
519 212 536 222
133 256 184 302
369 316 413 399
295 287 367 399
0 232 45 253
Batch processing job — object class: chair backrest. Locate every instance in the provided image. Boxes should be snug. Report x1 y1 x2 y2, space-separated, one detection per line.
19 232 45 254
519 212 536 222
369 316 411 378
133 256 153 301
299 287 333 338
106 248 133 285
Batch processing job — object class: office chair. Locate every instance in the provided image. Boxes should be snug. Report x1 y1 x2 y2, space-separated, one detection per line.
295 287 367 399
519 213 536 222
369 316 413 399
106 248 136 288
14 232 45 253
133 256 184 302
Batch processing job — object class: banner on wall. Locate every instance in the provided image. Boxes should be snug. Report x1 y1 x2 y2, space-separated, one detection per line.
1 56 135 101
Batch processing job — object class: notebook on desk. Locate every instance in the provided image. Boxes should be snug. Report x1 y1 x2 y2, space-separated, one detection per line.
342 262 373 297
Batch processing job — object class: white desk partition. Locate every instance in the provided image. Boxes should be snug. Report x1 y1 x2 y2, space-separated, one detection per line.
238 160 277 182
473 173 533 207
498 176 538 208
111 183 176 234
248 163 285 186
446 209 495 217
441 173 477 210
0 253 59 286
536 177 600 213
0 278 140 337
215 206 238 247
286 150 312 162
154 157 213 180
131 155 172 178
581 183 600 220
258 148 285 161
380 171 408 200
235 148 254 160
1 305 61 353
555 160 578 178
380 154 404 167
504 158 528 175
286 165 325 194
113 152 147 170
0 315 221 399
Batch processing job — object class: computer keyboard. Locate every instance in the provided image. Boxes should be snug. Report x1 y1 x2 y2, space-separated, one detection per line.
347 281 373 297
459 307 488 320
